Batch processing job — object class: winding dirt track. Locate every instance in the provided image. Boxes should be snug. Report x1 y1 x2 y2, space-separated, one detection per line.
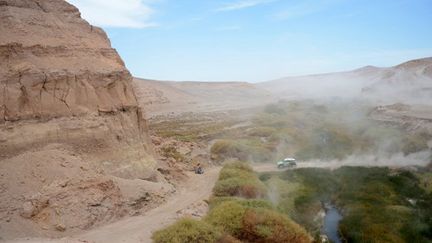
9 167 221 243
77 167 221 243
10 163 330 243
69 163 325 243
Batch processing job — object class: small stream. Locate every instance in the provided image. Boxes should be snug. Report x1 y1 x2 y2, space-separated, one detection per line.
322 203 343 243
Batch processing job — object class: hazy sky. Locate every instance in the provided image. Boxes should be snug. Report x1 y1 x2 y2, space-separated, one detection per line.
68 0 432 82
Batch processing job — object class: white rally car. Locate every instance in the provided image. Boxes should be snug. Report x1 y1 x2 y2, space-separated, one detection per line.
277 158 297 169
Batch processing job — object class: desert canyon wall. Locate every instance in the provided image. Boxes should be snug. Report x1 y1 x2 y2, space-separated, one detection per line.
0 0 156 179
0 0 172 239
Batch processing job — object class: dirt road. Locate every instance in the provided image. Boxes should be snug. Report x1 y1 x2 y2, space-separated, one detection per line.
9 167 221 243
252 162 339 173
78 167 220 243
9 162 337 243
72 163 330 243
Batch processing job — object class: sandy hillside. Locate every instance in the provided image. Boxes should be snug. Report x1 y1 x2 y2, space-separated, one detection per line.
370 103 432 133
133 78 274 118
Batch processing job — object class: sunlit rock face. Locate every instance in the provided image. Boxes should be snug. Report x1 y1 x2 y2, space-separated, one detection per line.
0 0 156 179
0 0 138 121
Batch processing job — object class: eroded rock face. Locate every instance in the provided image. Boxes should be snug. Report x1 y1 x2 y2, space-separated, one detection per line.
0 0 137 121
0 0 171 239
0 0 157 178
0 145 174 239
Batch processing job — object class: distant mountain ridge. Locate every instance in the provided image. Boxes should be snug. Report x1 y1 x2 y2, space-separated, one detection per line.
259 57 432 104
134 57 432 117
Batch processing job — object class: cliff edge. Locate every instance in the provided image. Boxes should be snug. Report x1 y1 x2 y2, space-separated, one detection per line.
0 0 172 239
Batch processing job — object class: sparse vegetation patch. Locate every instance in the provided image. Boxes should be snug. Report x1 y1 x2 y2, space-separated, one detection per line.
153 161 311 243
261 167 432 242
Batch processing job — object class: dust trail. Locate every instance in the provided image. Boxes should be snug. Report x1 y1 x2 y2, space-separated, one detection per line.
302 150 432 168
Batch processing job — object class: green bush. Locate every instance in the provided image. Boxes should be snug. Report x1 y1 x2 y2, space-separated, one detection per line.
241 208 311 243
277 167 432 242
238 199 274 210
208 196 240 209
218 162 254 180
208 196 273 210
152 218 221 243
211 140 249 162
206 201 247 237
217 234 242 243
213 162 267 198
249 146 274 162
161 146 186 162
224 161 253 170
213 177 267 198
211 140 274 163
294 125 356 161
221 161 253 173
339 205 409 243
218 168 250 181
206 202 310 243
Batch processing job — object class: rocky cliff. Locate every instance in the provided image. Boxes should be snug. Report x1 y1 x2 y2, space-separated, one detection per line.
0 0 139 121
0 0 156 177
0 0 171 239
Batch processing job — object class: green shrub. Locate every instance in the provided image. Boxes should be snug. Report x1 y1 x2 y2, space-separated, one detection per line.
241 208 311 243
238 199 274 210
211 140 248 162
161 146 186 162
213 177 267 198
207 160 311 242
218 162 254 179
249 146 274 162
418 172 432 193
206 202 310 243
277 167 432 242
206 201 247 237
295 125 356 161
213 162 267 198
208 196 238 209
152 218 221 243
339 205 408 243
222 161 253 173
209 196 273 210
211 140 274 163
218 168 250 181
225 161 253 170
217 234 242 243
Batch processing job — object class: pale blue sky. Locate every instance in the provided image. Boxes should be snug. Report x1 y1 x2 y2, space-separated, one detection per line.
68 0 432 82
